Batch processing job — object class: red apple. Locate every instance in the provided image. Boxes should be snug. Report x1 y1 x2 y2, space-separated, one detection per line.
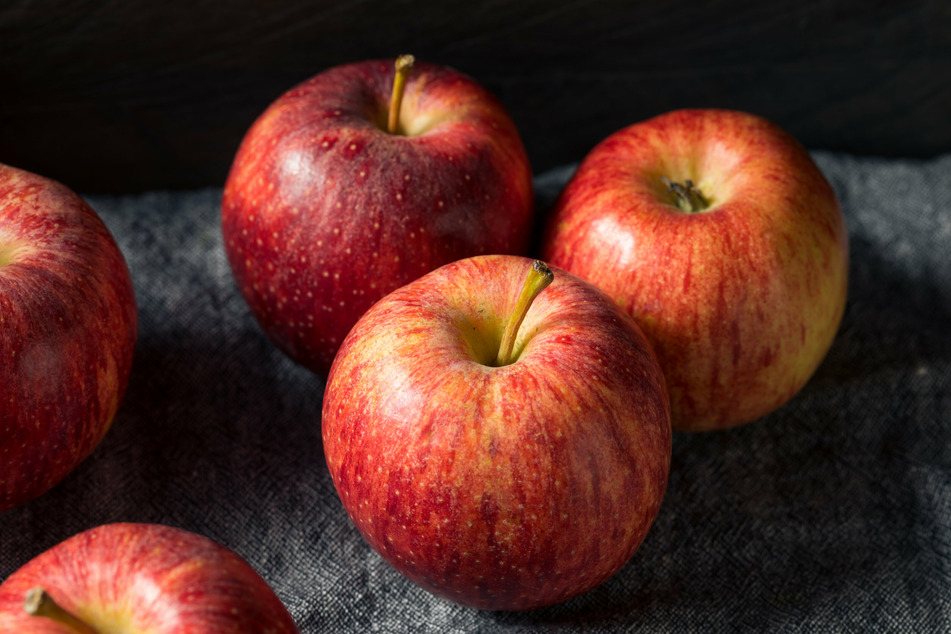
222 55 534 375
322 255 671 610
0 523 299 632
541 109 849 431
0 163 137 513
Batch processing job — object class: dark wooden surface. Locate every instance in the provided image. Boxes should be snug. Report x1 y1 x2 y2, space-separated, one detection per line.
1 0 949 193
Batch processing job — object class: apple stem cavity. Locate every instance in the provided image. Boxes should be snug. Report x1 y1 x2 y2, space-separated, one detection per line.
23 588 101 634
387 54 416 135
661 176 709 213
494 260 555 367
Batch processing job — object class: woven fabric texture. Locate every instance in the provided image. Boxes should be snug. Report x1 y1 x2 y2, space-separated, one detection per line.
1 151 950 632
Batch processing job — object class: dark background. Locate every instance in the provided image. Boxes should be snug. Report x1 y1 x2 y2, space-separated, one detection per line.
1 0 949 193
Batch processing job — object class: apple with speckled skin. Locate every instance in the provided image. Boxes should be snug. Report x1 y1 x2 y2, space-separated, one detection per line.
222 56 534 376
541 109 849 431
0 522 300 632
323 255 671 610
0 163 137 513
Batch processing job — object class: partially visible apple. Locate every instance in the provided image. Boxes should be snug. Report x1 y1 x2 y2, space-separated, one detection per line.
323 255 671 610
0 523 299 632
541 109 849 431
222 55 534 375
0 163 137 513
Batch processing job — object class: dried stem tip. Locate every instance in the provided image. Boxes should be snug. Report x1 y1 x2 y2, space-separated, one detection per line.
661 176 709 213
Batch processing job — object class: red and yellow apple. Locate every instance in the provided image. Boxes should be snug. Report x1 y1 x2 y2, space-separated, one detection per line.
0 163 137 513
322 255 671 610
542 109 849 431
0 523 299 632
222 56 534 375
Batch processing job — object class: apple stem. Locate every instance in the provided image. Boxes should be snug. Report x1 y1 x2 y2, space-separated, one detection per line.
494 260 555 367
23 588 100 634
387 54 416 135
661 176 709 213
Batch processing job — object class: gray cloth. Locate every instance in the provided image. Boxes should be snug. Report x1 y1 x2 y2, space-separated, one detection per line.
2 151 950 632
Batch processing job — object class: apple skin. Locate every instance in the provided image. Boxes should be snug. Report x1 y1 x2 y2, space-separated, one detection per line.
323 255 671 611
0 163 137 513
541 109 849 431
222 58 534 376
0 522 300 632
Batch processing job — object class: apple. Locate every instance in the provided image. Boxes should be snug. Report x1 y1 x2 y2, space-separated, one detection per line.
322 255 671 610
0 522 300 632
222 55 535 376
0 163 137 513
541 109 849 431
